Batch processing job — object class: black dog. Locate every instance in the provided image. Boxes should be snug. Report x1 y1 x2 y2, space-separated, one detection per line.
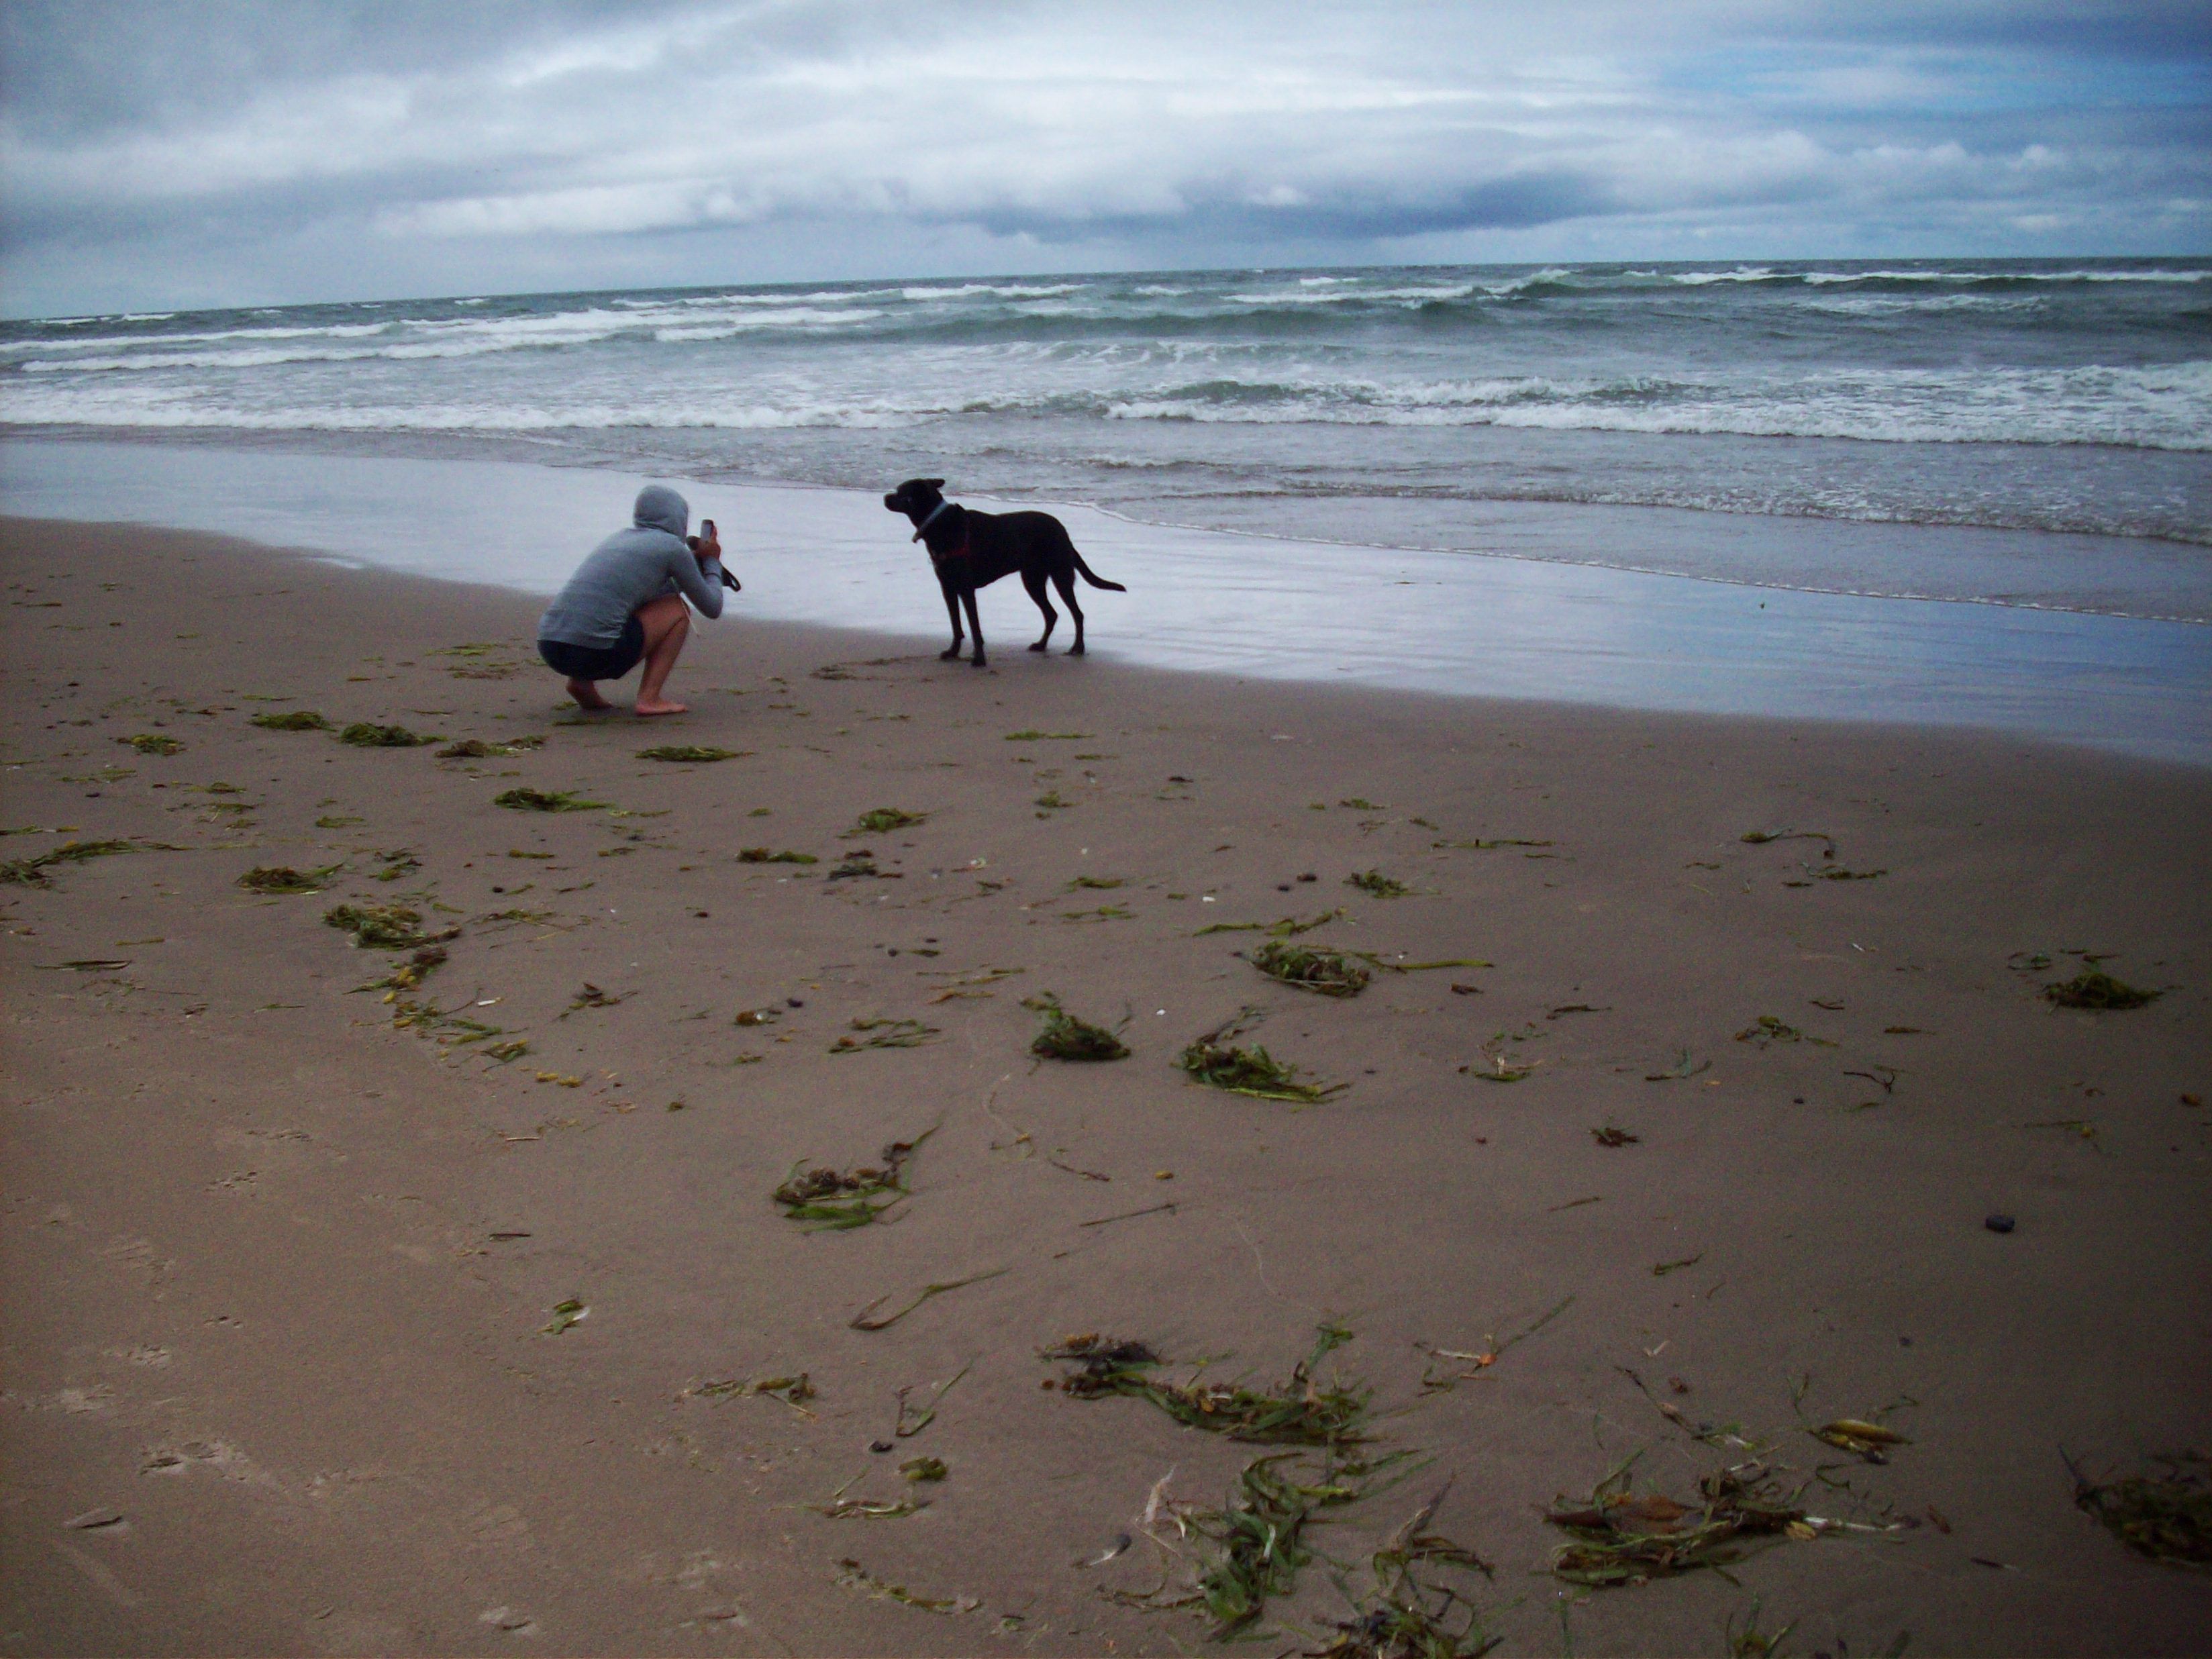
883 479 1126 667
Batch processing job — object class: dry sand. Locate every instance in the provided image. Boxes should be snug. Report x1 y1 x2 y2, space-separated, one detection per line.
3 518 2208 1656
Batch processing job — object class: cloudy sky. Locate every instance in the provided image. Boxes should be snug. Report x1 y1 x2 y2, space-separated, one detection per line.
2 0 2206 317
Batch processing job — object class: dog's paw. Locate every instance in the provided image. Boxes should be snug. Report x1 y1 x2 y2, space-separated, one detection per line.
1067 644 1086 656
1027 641 1048 652
940 646 963 661
970 656 989 668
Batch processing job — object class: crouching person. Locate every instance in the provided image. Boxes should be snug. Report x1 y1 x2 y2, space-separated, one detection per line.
538 485 728 717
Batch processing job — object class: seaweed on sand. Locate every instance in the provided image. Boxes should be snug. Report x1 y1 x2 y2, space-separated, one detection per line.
493 787 606 812
1545 1459 1812 1587
1346 869 1411 899
2068 1450 2211 1568
1044 1323 1370 1446
848 807 926 836
2045 968 2161 1010
738 847 816 864
237 864 340 895
772 1127 936 1229
1313 1484 1499 1659
0 839 135 887
1178 1008 1346 1103
360 946 446 993
1250 940 1372 997
339 722 438 748
437 736 543 758
323 903 456 950
250 709 332 732
119 733 184 755
1023 993 1129 1061
637 744 747 762
829 1017 939 1052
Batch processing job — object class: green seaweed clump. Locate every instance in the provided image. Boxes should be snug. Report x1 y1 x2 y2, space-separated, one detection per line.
493 787 605 812
250 709 332 732
2046 968 2161 1011
1346 868 1411 898
1250 939 1371 997
1178 1008 1346 1103
2071 1451 2211 1567
772 1130 933 1229
1314 1487 1498 1659
437 736 544 758
847 807 925 836
1044 1323 1369 1445
0 838 134 887
324 902 448 950
339 722 437 748
119 733 185 756
237 864 337 895
1545 1462 1810 1587
1023 993 1129 1062
638 744 747 762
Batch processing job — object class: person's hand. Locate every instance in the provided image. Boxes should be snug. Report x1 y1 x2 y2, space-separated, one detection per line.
693 526 721 562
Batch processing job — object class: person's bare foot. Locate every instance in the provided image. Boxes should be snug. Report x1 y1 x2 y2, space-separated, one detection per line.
566 678 613 711
634 698 689 717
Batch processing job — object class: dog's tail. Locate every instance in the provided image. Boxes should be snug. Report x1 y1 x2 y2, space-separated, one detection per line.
1070 549 1127 592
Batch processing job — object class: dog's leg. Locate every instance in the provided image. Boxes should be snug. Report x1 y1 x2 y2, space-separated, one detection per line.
940 583 965 661
1052 571 1087 655
962 587 987 667
1022 570 1057 652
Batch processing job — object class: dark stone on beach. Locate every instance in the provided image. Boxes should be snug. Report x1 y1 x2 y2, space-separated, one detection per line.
1985 1213 2015 1234
870 1440 893 1454
788 997 804 1008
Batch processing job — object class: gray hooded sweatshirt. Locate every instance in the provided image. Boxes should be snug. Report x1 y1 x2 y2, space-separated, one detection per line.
538 485 725 648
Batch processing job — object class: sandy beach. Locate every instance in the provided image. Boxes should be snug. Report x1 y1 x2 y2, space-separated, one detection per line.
4 516 2208 1656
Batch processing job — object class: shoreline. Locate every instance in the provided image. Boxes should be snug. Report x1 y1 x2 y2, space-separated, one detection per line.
5 436 2210 766
5 518 2208 1655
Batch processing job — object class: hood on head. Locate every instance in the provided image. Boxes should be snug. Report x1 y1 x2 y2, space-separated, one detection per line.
633 485 689 539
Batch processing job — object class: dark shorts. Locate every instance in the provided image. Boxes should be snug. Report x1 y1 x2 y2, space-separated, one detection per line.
539 615 646 682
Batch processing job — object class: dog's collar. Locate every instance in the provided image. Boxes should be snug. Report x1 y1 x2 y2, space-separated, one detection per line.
911 499 954 542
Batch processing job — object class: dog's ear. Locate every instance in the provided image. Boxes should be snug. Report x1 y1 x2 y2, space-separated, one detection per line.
923 479 946 489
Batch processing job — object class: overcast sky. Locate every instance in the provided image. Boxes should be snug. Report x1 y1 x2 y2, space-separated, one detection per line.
2 0 2206 317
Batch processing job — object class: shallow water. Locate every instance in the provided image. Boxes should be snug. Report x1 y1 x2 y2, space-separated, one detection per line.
6 438 2206 765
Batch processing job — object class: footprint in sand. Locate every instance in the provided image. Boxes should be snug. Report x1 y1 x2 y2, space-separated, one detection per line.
465 1501 532 1548
479 1606 539 1636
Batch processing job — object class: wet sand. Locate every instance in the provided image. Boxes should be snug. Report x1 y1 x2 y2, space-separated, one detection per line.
3 517 2208 1656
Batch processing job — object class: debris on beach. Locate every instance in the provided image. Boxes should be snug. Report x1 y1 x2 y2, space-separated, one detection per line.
1 839 135 887
2068 1450 2211 1567
1741 829 1835 850
829 1017 939 1052
691 1372 816 1414
361 946 446 993
738 847 816 864
847 807 926 836
1043 1323 1370 1445
1250 940 1372 997
829 850 899 881
1314 1483 1498 1659
895 1360 972 1440
339 722 438 748
1546 1460 1813 1587
833 1557 978 1615
437 736 543 758
250 709 332 732
637 744 748 762
118 733 184 755
494 787 606 812
1178 1008 1346 1103
1066 874 1124 890
2045 968 2161 1010
899 1456 948 1482
848 1266 1007 1331
1592 1125 1641 1147
1417 1296 1575 1392
560 983 627 1017
815 1476 929 1520
1024 993 1130 1061
772 1129 934 1229
1004 730 1090 741
542 1298 588 1335
323 903 456 950
1735 1015 1835 1048
236 864 339 895
1193 908 1342 938
1346 869 1411 898
1810 1419 1911 1462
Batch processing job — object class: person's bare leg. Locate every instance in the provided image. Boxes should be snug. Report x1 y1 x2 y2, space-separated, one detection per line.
566 677 613 711
632 595 693 716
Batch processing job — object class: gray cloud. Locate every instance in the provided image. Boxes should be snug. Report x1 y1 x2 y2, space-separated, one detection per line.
2 0 2205 316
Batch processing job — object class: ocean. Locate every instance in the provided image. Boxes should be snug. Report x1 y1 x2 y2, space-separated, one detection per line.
4 258 2208 622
